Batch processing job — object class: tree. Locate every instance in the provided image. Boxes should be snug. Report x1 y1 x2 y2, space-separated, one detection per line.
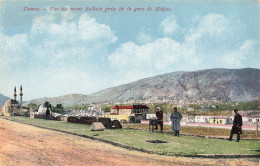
101 105 112 113
52 104 65 114
28 103 39 111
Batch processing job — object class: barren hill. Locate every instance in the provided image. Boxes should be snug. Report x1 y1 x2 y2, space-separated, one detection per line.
0 94 10 106
26 68 260 106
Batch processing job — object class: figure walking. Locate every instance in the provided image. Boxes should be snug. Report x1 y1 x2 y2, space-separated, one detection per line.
155 107 163 132
46 107 50 120
170 107 182 136
228 109 242 142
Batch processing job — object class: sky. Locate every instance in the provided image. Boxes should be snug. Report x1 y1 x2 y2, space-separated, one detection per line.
0 0 260 100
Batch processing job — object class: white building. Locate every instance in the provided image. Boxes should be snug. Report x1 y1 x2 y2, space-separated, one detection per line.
36 102 52 115
194 116 211 123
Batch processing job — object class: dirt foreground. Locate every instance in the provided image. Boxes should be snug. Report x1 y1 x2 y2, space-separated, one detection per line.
0 118 259 166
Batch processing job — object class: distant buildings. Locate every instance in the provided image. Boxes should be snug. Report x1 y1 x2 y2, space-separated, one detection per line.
234 110 260 124
111 105 149 117
103 105 149 123
208 117 232 125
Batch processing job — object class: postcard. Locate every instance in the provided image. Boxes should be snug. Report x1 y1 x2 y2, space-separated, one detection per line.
0 0 259 165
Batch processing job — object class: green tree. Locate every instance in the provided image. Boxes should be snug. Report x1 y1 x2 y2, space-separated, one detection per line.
28 103 39 111
52 104 65 114
101 105 112 113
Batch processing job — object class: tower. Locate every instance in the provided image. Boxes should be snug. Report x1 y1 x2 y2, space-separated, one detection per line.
14 86 17 101
20 85 23 107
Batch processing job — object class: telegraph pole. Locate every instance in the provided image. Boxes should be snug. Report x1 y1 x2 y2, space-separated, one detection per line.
256 120 258 138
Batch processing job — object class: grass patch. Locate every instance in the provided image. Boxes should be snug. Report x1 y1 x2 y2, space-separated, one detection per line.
2 116 260 156
124 124 258 138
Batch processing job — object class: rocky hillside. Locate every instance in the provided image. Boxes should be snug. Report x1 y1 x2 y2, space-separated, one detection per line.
25 94 88 107
0 94 10 106
26 68 260 106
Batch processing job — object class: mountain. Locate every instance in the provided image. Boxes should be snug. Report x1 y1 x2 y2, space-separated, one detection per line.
25 94 88 107
26 68 260 106
0 94 10 106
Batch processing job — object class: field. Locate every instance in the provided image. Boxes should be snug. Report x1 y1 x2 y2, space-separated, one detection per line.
123 124 258 138
1 116 260 157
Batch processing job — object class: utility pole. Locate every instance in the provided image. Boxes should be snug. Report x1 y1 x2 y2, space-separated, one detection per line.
256 120 258 138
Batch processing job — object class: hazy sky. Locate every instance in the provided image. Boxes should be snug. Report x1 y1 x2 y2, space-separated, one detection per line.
1 0 260 100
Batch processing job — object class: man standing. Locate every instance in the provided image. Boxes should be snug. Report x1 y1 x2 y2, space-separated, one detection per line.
228 109 243 142
155 107 163 132
170 107 182 136
46 107 50 120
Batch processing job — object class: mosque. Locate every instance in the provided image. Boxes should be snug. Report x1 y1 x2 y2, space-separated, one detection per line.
1 86 29 116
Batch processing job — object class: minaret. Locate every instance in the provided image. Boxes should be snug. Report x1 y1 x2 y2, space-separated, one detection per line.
14 86 17 101
20 85 23 107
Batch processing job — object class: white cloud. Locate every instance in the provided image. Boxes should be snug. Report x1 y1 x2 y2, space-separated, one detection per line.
108 13 257 85
30 13 117 47
108 38 185 83
1 11 118 99
136 28 152 44
2 12 118 68
160 15 180 36
0 33 28 68
78 14 118 46
185 13 243 48
198 14 229 36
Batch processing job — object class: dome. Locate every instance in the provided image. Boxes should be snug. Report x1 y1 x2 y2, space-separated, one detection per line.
4 99 19 106
37 102 52 114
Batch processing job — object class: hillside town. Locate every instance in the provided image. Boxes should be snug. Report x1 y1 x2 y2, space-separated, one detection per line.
1 86 259 132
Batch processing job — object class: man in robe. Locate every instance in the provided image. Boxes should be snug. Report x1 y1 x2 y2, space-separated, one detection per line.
228 109 242 142
46 107 50 120
170 107 182 136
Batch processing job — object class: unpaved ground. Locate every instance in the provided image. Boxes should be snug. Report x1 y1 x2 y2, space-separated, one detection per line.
0 118 259 166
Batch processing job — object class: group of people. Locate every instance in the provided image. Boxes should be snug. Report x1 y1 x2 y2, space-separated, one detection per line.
155 106 182 136
155 107 243 141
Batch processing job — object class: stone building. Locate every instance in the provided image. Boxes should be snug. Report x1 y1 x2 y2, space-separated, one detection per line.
0 86 29 116
1 99 20 116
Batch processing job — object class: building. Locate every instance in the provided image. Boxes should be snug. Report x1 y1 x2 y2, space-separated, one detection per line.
110 105 149 122
146 114 157 120
0 86 29 116
36 102 52 115
102 114 135 123
1 99 19 116
187 108 195 112
247 116 260 124
194 115 211 123
209 117 232 125
111 105 149 116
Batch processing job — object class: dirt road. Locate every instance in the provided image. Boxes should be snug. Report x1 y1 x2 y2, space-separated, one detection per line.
0 118 258 166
